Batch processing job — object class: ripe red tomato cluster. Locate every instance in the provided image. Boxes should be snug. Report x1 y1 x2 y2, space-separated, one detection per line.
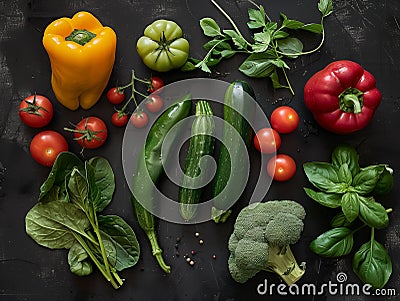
106 76 164 128
254 106 300 182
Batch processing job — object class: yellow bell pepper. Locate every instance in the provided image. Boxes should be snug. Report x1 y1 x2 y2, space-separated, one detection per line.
43 11 116 110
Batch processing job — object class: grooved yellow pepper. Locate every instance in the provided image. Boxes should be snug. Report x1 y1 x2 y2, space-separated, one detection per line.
43 11 116 110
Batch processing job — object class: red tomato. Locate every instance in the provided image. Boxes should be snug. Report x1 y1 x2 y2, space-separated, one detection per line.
19 94 53 128
267 154 296 181
30 131 68 167
111 112 128 127
149 76 164 93
130 112 148 128
73 117 108 149
145 95 164 113
106 87 125 105
270 106 300 134
254 128 281 154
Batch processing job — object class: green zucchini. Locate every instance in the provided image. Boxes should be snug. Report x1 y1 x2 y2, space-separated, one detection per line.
179 100 215 221
211 80 255 223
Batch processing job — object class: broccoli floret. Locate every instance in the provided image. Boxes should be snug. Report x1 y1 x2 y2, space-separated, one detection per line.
228 200 306 286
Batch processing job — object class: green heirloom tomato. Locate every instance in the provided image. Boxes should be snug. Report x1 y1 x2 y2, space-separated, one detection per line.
136 19 189 72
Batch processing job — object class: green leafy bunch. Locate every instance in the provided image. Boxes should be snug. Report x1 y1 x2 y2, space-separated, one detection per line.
183 0 333 95
25 152 140 289
303 145 394 289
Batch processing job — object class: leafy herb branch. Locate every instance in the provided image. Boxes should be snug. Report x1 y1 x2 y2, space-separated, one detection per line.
182 0 333 95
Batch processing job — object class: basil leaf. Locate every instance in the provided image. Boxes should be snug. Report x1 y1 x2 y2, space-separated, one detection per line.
239 52 275 78
200 18 222 37
220 49 236 58
277 37 303 58
223 30 247 49
303 162 346 193
247 6 266 29
39 152 83 201
272 30 289 39
254 31 271 45
25 201 92 249
310 227 354 257
271 58 289 69
353 239 392 289
353 165 385 194
330 212 352 228
68 241 93 276
181 57 200 72
338 163 352 186
318 0 333 18
87 157 115 212
203 39 231 51
304 188 342 208
358 196 389 229
341 192 360 222
301 23 323 33
280 13 304 29
98 215 140 271
331 145 359 177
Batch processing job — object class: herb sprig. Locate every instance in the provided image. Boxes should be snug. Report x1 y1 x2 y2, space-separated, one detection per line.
183 0 333 95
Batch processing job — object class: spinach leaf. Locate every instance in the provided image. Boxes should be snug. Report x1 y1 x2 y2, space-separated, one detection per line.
353 165 385 195
25 201 92 249
310 227 354 257
341 192 360 222
98 215 140 271
330 212 352 228
68 168 91 214
239 52 276 78
304 188 342 208
68 241 93 276
277 37 303 58
358 196 389 229
331 145 359 177
88 157 115 212
303 162 346 193
39 152 83 202
200 18 222 37
353 237 392 289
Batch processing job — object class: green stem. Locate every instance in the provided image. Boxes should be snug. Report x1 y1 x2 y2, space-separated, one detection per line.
146 230 171 273
272 43 294 95
196 39 227 70
276 17 326 57
65 29 96 46
72 232 120 289
92 212 113 280
210 0 252 47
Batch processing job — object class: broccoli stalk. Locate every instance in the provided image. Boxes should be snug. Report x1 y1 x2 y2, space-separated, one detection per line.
228 200 307 285
267 244 305 285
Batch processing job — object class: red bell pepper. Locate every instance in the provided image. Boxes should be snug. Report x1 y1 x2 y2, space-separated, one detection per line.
304 60 381 134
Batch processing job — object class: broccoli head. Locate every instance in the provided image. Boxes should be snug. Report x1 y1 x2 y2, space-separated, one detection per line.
228 200 306 285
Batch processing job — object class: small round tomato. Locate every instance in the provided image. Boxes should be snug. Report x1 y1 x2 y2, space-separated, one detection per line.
270 106 300 134
107 87 125 105
149 76 164 93
146 95 164 113
19 94 53 128
130 111 148 128
73 117 108 149
254 128 281 154
111 112 129 127
30 130 68 167
267 154 297 181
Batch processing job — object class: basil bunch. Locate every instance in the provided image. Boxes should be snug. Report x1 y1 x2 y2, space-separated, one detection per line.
303 145 394 289
183 0 333 95
25 152 140 289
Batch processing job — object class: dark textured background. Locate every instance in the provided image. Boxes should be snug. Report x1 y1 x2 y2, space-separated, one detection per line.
1 0 400 300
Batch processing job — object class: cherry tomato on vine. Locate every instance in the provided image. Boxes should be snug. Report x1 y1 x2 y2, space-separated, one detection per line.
67 117 108 149
149 76 164 93
19 94 53 128
106 87 125 105
270 106 300 134
254 128 281 154
145 95 163 113
111 112 129 127
267 154 297 182
30 130 68 167
130 111 148 128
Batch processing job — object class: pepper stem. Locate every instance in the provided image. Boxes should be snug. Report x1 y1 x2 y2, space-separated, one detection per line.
66 29 96 46
338 87 364 114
